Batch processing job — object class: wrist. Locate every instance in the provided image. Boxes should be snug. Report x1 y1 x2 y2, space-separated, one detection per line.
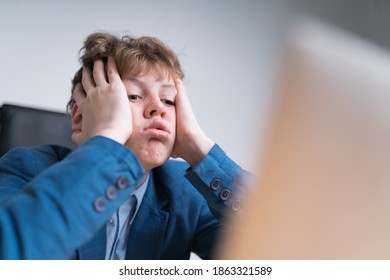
93 128 129 145
183 134 214 167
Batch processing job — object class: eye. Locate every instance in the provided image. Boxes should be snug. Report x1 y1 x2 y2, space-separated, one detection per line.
162 99 175 106
128 95 142 102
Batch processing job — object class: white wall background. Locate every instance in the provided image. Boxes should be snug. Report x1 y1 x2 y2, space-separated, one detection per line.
1 0 390 172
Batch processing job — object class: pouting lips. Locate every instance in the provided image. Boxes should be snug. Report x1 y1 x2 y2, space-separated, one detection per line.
143 119 171 140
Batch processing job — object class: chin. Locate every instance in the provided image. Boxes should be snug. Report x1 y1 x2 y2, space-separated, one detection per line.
141 150 172 171
129 139 174 171
143 158 169 171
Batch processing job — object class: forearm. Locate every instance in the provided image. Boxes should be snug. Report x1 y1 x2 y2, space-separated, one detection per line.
0 136 146 259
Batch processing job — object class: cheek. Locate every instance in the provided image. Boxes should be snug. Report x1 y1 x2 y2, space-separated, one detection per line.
167 110 176 137
168 109 176 126
130 104 142 126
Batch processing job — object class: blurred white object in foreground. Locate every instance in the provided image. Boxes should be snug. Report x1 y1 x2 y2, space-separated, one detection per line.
218 18 390 259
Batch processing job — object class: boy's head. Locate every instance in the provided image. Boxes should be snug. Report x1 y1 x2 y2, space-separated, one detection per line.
67 32 184 112
69 32 185 171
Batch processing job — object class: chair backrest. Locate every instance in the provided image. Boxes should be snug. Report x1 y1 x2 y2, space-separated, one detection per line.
0 104 76 156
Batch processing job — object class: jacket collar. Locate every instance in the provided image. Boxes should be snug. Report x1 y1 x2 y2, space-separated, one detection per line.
124 168 170 259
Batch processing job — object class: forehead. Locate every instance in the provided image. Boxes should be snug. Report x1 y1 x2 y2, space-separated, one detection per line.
122 68 175 88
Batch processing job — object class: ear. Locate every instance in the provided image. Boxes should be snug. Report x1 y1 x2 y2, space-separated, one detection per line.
71 103 82 145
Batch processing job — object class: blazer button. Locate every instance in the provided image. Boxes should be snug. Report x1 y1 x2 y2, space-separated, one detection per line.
219 188 231 201
116 175 129 189
106 185 118 200
210 178 222 190
93 196 107 212
231 200 241 211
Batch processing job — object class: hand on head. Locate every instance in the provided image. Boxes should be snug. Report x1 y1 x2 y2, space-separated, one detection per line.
71 57 132 145
171 79 214 167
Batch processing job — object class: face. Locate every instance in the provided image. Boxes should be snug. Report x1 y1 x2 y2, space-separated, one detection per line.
122 69 177 171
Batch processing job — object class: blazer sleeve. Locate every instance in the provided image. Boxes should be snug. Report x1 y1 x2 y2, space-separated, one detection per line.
0 136 146 259
184 144 254 221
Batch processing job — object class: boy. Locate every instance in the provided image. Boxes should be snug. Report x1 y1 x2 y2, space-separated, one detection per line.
0 32 249 259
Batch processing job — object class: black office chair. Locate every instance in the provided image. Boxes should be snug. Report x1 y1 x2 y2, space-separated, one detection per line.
0 103 76 156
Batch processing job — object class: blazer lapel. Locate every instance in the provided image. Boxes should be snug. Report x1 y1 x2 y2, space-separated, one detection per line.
125 170 169 259
77 226 107 259
77 167 173 260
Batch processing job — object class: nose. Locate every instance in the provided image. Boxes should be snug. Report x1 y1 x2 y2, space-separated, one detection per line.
144 97 166 118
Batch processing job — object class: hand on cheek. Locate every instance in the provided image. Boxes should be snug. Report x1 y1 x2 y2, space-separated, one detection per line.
71 57 132 145
171 79 214 167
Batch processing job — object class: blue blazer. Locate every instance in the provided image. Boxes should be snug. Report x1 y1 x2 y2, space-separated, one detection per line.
0 136 248 259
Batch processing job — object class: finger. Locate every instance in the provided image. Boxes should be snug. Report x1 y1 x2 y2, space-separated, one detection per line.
174 78 183 103
92 59 108 85
106 56 121 83
82 66 95 92
174 78 192 111
72 83 86 104
175 78 184 94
